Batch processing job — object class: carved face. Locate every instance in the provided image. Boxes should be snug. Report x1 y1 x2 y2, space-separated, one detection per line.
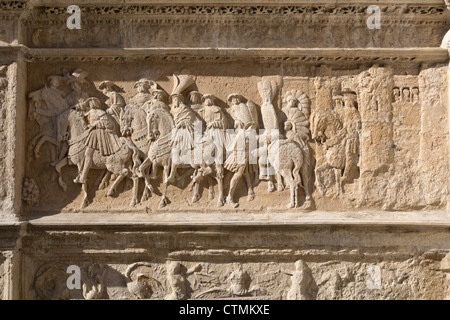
231 97 240 105
203 97 213 106
135 83 148 94
49 78 62 89
102 87 110 95
286 97 297 108
190 94 201 104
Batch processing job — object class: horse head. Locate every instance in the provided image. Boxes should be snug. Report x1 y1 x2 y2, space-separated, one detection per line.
311 108 342 145
146 108 174 142
120 106 134 137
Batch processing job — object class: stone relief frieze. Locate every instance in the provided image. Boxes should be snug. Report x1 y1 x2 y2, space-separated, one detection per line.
28 255 450 300
23 64 449 212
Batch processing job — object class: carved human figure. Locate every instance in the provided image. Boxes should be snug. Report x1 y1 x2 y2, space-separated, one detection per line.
130 78 153 105
229 264 251 296
28 74 71 163
164 261 201 300
65 69 90 109
224 93 259 207
73 97 121 184
411 87 419 103
188 90 203 115
257 79 279 193
392 87 401 103
340 90 361 183
402 87 410 102
167 93 199 184
147 89 169 113
99 80 126 126
194 93 227 206
285 260 318 300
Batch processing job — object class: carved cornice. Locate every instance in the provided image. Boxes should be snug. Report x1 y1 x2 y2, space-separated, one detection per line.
18 3 450 26
21 47 449 65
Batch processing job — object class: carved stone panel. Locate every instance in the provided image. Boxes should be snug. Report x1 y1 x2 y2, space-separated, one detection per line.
0 0 450 301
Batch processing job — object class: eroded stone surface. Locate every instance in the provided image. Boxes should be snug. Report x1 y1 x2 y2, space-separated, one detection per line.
0 0 449 300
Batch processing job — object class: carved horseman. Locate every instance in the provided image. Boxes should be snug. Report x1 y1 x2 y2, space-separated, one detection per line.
130 78 154 105
73 97 122 184
193 93 227 206
65 69 90 109
28 74 71 162
143 89 169 113
224 93 259 207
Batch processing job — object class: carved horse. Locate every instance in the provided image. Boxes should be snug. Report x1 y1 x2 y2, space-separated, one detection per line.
310 107 347 196
53 108 141 208
120 104 153 202
138 108 209 208
28 88 69 163
254 135 305 208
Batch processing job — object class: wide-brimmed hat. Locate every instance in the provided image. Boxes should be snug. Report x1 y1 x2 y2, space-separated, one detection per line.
152 89 168 99
83 97 102 109
201 93 216 103
98 80 122 92
133 78 151 89
227 93 245 103
169 93 185 104
188 91 203 100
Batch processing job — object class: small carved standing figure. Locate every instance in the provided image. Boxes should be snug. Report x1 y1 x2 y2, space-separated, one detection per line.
284 260 318 300
164 261 202 300
340 90 361 184
224 93 259 207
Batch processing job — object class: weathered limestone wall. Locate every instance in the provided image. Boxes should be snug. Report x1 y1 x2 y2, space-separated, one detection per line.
0 0 449 300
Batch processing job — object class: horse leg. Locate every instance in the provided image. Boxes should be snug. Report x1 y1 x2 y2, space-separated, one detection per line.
277 173 284 191
166 163 178 184
99 171 111 190
141 177 154 202
107 169 128 197
192 178 201 204
80 182 89 209
207 176 215 201
216 175 224 207
51 142 68 166
138 157 151 178
28 132 44 158
159 165 170 208
54 156 69 192
314 162 329 196
34 136 59 160
334 168 343 197
227 166 245 208
130 176 139 207
244 168 255 201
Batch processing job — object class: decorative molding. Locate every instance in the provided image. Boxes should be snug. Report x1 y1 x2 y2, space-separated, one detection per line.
20 47 449 65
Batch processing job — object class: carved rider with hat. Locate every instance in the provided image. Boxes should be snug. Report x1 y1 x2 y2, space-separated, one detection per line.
73 97 121 184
